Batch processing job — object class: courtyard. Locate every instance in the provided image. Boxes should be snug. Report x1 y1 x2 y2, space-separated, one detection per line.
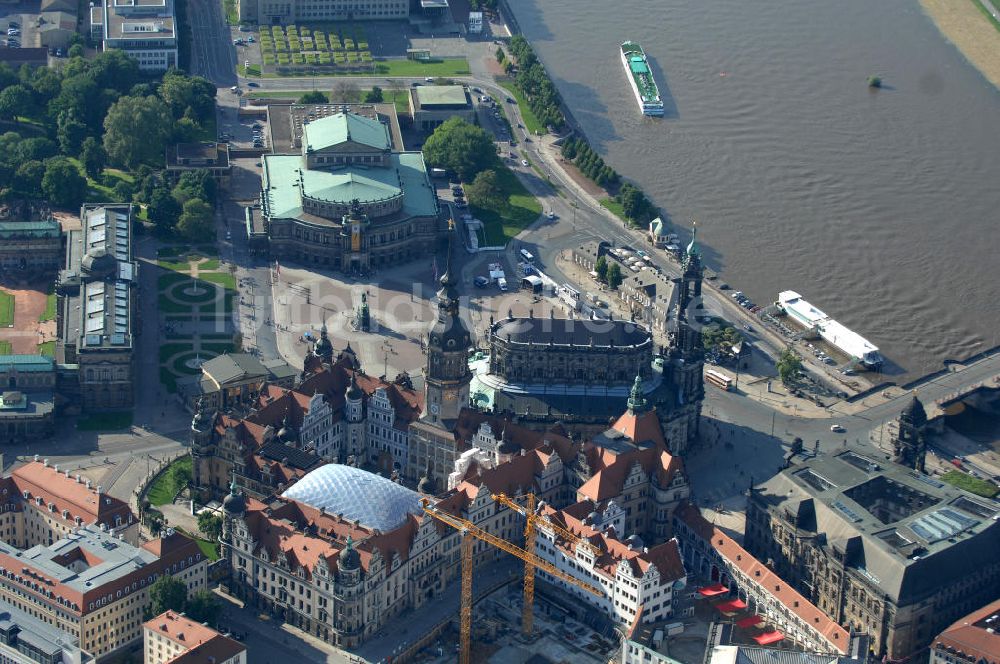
0 279 57 356
156 246 237 391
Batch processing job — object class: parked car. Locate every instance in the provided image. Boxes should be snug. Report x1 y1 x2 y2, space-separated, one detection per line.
8 22 19 28
520 159 529 167
424 77 434 82
474 276 489 288
247 81 258 87
830 424 845 433
248 35 255 43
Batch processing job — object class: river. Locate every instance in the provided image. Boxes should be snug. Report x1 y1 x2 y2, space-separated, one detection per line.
507 0 1000 381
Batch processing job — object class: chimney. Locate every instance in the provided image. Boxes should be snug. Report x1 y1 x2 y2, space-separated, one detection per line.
43 459 49 467
96 485 102 495
33 454 39 462
75 474 81 483
85 480 92 489
53 464 59 472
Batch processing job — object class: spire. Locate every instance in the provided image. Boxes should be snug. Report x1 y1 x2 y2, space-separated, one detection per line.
627 374 648 413
686 221 699 257
229 470 238 497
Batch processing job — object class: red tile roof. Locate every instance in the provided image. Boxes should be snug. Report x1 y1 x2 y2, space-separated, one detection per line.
933 598 1000 664
610 408 666 448
676 503 850 654
11 462 134 527
145 610 246 664
578 447 683 502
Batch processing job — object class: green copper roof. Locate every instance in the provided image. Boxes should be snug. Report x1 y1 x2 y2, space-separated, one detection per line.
686 223 699 256
0 355 54 372
650 216 667 236
262 152 438 221
303 113 390 153
0 220 60 238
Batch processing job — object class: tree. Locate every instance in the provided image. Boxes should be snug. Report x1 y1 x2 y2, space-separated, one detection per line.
495 47 505 64
15 161 45 197
185 591 222 627
331 80 359 103
57 112 88 154
148 516 163 537
791 437 804 457
176 198 214 241
464 168 504 211
422 117 499 182
607 262 622 289
160 70 216 122
42 158 87 208
148 186 181 232
103 95 173 169
0 84 32 122
173 170 215 205
149 575 187 616
81 137 106 178
595 255 609 283
363 86 383 103
68 44 85 58
197 512 223 541
298 90 329 104
777 348 803 384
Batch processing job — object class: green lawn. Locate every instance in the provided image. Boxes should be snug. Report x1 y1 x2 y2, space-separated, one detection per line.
222 0 237 23
39 291 56 322
942 469 999 498
179 528 221 560
146 456 192 506
67 158 135 203
374 58 470 77
37 341 55 357
970 0 1000 31
77 411 133 431
471 166 542 246
500 82 546 135
0 290 13 327
600 197 628 222
159 343 192 364
200 272 237 291
0 341 11 355
158 258 193 272
200 258 220 271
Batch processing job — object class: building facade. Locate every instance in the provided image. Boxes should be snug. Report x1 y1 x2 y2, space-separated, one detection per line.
0 459 139 546
0 526 207 659
144 610 246 664
743 448 1000 659
930 598 1000 664
257 112 440 273
237 0 407 26
190 349 423 502
93 0 178 70
408 86 475 131
0 356 56 443
0 597 95 664
58 205 137 411
0 220 62 274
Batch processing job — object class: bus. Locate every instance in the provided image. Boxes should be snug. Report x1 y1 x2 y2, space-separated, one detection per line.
705 368 734 391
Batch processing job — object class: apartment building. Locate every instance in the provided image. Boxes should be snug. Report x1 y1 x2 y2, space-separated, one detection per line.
92 0 177 70
143 610 246 664
0 458 138 546
0 526 207 658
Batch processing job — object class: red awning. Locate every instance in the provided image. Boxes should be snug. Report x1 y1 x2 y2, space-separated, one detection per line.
753 631 785 646
698 583 728 597
715 598 748 612
736 615 763 628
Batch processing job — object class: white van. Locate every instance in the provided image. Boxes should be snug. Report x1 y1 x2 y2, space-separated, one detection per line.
519 249 534 262
497 277 508 291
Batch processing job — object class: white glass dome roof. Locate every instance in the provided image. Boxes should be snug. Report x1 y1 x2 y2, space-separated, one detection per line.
281 464 423 533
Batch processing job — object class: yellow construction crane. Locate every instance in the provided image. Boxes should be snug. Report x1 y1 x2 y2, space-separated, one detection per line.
493 492 601 634
420 499 602 664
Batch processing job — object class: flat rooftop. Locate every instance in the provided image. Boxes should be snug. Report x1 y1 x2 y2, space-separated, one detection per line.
0 597 91 663
0 525 157 594
412 85 471 109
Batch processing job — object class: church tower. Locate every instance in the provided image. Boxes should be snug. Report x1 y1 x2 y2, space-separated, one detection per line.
893 395 928 472
668 223 705 452
423 222 472 427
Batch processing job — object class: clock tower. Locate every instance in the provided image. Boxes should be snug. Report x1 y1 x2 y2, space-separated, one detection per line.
423 221 472 426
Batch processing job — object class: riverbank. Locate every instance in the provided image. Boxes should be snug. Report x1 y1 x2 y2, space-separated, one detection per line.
919 0 1000 89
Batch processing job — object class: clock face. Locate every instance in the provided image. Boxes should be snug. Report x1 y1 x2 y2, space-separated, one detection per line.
443 390 457 402
430 403 440 415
